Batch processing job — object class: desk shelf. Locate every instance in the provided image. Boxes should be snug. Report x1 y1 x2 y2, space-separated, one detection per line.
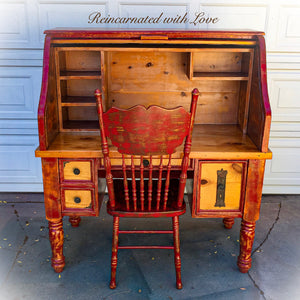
59 70 102 79
61 96 96 106
62 120 99 131
192 72 249 81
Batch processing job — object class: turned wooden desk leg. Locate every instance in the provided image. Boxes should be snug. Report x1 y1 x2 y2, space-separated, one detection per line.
49 219 65 273
223 217 235 229
238 159 265 273
238 220 256 273
41 158 65 272
69 216 81 227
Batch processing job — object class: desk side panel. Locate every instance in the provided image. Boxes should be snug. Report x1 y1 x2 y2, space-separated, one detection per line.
38 36 59 150
247 36 271 152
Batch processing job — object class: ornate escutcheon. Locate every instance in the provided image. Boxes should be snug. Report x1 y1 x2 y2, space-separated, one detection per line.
215 168 227 207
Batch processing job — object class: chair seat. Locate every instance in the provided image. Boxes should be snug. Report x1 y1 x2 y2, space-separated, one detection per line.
107 178 186 218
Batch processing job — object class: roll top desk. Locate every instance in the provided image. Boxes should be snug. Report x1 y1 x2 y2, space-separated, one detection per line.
35 29 272 274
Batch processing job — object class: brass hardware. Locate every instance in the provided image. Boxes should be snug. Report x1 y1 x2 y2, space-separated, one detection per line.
143 159 150 167
215 168 227 207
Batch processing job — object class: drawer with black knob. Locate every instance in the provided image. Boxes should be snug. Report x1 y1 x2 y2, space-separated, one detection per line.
59 159 93 182
61 188 97 215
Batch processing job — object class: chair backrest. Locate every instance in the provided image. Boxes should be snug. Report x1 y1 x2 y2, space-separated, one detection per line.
95 89 199 211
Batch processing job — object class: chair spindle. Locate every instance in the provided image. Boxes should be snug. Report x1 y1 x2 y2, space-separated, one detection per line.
140 156 145 211
148 156 153 211
122 155 130 210
131 156 137 211
163 155 172 210
156 156 164 211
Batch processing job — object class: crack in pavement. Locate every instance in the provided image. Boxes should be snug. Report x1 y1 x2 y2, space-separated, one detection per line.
12 205 26 232
0 204 30 288
1 235 29 288
248 271 267 300
246 201 282 300
252 202 282 255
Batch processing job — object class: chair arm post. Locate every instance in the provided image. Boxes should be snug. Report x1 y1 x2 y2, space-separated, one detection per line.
177 89 199 207
95 89 116 208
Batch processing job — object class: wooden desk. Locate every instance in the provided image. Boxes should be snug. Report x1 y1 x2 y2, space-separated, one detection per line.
36 29 272 274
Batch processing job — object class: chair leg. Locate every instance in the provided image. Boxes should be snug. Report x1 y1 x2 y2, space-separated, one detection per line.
172 216 182 289
110 216 119 289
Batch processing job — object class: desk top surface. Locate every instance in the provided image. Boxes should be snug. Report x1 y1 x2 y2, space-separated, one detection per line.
35 124 272 160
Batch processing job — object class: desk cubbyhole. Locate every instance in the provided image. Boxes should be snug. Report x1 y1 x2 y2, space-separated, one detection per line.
60 79 101 105
57 49 102 75
62 106 98 131
188 49 253 80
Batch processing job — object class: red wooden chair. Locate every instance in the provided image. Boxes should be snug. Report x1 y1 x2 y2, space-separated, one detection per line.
95 88 199 289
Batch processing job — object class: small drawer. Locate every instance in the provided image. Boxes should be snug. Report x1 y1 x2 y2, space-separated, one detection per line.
61 188 97 215
60 160 92 182
64 189 92 209
193 161 247 217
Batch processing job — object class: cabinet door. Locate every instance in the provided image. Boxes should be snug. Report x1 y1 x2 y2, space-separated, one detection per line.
192 161 247 217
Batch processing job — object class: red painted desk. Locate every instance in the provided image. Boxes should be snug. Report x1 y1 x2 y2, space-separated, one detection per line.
35 29 272 274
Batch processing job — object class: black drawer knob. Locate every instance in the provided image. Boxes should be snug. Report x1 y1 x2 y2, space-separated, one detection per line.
143 159 150 167
73 168 80 175
74 197 81 204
